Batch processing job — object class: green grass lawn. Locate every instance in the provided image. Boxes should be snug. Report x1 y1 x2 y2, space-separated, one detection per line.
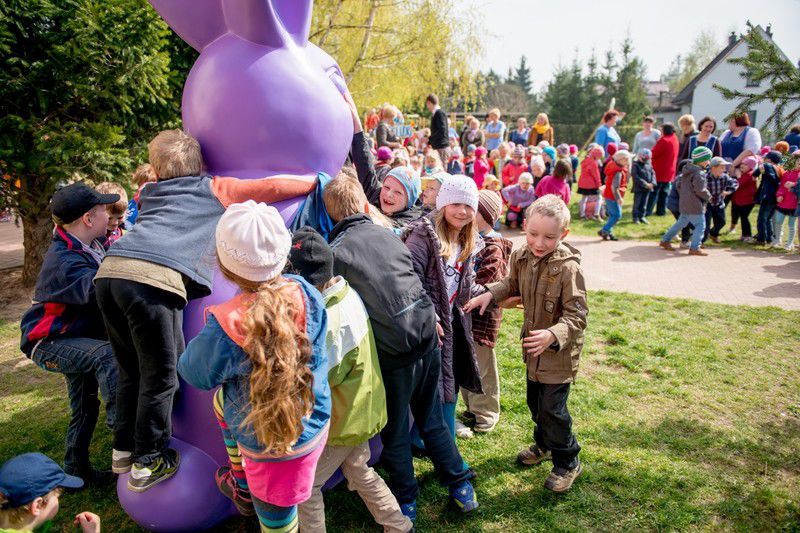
1 292 799 532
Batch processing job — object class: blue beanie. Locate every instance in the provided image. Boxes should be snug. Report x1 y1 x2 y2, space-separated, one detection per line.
386 167 421 208
543 146 557 162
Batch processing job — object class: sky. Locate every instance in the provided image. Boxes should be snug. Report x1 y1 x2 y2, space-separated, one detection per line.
473 0 800 91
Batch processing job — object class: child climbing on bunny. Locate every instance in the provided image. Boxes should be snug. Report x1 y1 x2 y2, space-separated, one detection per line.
177 201 331 533
96 129 321 493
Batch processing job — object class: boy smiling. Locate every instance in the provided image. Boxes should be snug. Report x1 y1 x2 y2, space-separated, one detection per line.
464 195 588 492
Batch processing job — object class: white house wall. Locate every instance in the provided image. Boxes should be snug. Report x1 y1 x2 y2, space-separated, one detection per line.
690 41 778 135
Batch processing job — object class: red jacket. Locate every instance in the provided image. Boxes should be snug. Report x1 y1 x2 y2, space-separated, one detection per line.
578 157 601 190
602 160 629 201
652 133 680 183
731 170 757 206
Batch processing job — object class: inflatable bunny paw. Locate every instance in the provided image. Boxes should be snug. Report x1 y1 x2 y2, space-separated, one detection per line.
116 1 354 531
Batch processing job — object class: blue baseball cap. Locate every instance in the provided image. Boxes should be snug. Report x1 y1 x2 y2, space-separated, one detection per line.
0 453 83 508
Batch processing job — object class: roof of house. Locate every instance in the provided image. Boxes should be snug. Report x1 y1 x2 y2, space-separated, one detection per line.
672 25 793 106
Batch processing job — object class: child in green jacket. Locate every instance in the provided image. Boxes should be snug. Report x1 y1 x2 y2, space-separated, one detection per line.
291 227 413 533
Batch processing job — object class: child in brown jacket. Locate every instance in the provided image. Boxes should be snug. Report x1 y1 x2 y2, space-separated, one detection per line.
465 195 588 493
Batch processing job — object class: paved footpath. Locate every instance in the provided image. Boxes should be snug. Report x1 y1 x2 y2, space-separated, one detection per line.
2 222 798 310
0 221 23 271
502 230 800 310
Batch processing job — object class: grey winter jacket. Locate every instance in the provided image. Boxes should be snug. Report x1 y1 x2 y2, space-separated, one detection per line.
402 213 483 403
677 163 711 215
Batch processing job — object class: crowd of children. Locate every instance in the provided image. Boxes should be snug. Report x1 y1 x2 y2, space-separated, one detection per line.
12 93 800 532
10 92 590 532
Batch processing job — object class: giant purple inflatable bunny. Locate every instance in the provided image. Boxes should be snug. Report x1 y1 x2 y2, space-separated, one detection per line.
116 2 354 530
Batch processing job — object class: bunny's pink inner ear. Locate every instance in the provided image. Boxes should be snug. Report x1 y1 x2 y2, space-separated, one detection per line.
272 0 312 45
149 0 226 52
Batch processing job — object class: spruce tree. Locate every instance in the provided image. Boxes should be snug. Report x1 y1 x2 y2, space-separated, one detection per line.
714 22 800 133
514 56 533 95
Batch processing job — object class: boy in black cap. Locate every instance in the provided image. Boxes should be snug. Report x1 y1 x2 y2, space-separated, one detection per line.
0 452 99 532
19 183 120 484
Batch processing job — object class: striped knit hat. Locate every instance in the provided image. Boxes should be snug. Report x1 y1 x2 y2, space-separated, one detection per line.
477 189 503 224
691 146 713 164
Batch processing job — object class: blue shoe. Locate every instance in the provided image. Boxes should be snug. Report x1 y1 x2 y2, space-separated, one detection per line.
400 501 417 523
449 480 479 513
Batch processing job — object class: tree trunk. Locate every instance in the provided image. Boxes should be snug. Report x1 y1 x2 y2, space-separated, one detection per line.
345 0 379 83
21 210 53 287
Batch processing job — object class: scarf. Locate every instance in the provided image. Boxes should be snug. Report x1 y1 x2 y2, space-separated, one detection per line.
533 123 550 135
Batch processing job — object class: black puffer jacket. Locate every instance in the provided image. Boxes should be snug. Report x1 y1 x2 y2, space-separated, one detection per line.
402 213 483 402
328 213 438 370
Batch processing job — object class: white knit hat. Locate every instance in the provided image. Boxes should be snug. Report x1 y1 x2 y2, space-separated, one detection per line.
436 174 479 212
216 200 291 282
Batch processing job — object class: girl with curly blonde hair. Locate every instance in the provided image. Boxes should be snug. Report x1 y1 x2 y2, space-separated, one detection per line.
178 200 330 532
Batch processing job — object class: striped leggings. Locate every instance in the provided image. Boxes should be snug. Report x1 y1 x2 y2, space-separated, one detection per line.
214 389 298 533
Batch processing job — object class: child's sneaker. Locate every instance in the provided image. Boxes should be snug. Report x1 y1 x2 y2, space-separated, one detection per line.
659 241 676 251
449 480 478 513
112 449 133 474
215 466 255 516
455 420 474 439
544 460 582 493
516 444 551 466
127 448 180 493
640 217 649 225
400 501 417 523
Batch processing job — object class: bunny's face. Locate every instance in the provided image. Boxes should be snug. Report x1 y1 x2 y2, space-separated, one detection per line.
183 35 352 178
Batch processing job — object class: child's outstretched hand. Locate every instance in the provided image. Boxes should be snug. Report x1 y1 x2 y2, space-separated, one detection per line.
341 90 362 134
522 329 556 361
74 512 101 533
463 292 493 315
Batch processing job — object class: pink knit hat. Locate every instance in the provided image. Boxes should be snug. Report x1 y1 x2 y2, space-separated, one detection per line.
740 155 759 171
377 146 393 161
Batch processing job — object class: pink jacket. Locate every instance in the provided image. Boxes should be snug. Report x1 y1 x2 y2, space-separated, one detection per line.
473 158 491 189
535 175 571 204
777 169 799 211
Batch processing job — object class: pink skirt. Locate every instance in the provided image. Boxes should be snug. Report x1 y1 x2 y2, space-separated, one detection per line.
242 427 329 507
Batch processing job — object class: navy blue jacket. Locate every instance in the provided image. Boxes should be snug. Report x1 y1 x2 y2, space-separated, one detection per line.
756 163 781 205
20 228 107 356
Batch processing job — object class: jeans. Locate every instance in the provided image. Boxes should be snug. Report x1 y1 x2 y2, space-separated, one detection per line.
645 182 671 216
380 346 470 504
756 203 776 243
32 337 118 473
662 213 706 250
632 191 650 221
731 204 755 238
526 380 580 470
601 199 622 234
703 204 727 242
773 210 798 247
96 278 185 465
670 209 693 243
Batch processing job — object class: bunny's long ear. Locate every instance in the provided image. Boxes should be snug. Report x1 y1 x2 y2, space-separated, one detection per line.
149 0 226 52
221 0 311 48
272 0 312 45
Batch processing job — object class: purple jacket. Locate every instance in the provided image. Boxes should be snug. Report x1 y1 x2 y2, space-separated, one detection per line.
501 184 536 208
401 213 483 402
